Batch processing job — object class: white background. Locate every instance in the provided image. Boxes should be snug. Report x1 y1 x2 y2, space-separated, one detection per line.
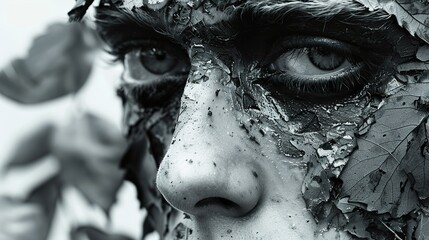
0 1 146 239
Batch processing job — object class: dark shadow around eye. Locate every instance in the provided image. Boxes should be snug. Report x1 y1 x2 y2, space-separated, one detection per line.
255 35 379 101
117 39 191 108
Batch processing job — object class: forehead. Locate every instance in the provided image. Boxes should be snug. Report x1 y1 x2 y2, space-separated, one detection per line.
103 0 377 49
120 0 360 26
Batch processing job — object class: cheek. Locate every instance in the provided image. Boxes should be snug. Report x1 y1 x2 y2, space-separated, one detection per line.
236 67 382 220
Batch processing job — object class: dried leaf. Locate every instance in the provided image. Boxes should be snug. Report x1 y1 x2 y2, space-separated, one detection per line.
120 136 172 238
417 44 429 61
120 137 159 209
302 158 332 221
340 83 429 217
51 112 127 212
71 226 133 240
343 210 373 239
415 212 429 240
0 23 97 104
397 62 429 72
146 0 169 10
68 0 95 22
123 0 144 10
355 0 429 44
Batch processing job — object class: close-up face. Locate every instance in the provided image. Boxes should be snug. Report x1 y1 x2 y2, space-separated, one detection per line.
91 0 429 239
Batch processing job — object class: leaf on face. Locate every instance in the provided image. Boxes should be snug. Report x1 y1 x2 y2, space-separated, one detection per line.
343 210 373 239
120 136 174 238
51 112 127 213
302 157 332 221
416 44 429 61
355 0 429 44
340 83 429 217
415 212 429 240
0 23 97 104
397 62 429 73
123 0 144 10
120 137 159 209
68 0 95 22
342 209 411 239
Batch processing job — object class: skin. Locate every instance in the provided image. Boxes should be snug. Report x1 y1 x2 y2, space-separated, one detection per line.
97 0 424 239
154 44 361 239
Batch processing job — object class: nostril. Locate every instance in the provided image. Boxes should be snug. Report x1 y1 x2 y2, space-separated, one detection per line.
157 152 263 218
195 197 240 210
194 197 247 217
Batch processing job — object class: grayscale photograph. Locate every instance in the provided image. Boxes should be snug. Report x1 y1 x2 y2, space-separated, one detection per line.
0 0 428 239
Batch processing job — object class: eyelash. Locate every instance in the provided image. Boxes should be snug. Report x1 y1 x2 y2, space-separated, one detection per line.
258 36 376 100
120 75 187 108
267 64 368 98
265 36 361 61
113 35 382 105
110 39 156 61
113 39 190 107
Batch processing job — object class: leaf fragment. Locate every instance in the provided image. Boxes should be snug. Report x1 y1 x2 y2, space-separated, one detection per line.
123 0 144 10
68 0 95 22
340 83 429 217
417 44 429 61
415 212 429 240
355 0 429 44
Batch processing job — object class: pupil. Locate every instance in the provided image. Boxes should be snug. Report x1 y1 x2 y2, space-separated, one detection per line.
153 48 167 61
314 47 330 56
140 47 178 75
309 47 345 71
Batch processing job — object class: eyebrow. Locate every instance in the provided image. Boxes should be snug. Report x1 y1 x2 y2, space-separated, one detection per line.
95 0 397 50
240 0 389 20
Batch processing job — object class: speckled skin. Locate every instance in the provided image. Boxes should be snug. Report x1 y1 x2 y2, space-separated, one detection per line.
94 0 427 239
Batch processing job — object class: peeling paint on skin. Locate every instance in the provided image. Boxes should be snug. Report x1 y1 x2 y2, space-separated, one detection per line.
92 0 429 239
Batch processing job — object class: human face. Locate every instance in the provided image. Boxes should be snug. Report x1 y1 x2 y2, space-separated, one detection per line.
95 0 426 239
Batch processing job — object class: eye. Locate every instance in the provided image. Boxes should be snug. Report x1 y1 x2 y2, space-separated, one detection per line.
116 41 190 107
140 47 180 75
118 42 190 83
273 47 350 75
308 47 346 71
261 36 368 100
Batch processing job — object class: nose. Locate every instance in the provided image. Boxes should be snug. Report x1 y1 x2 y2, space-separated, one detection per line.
156 53 262 218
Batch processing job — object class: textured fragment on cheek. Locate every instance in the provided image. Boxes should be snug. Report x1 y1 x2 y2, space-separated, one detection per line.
242 81 380 223
167 2 193 25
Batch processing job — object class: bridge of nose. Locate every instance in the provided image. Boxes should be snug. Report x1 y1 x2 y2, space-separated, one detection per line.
156 53 263 217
